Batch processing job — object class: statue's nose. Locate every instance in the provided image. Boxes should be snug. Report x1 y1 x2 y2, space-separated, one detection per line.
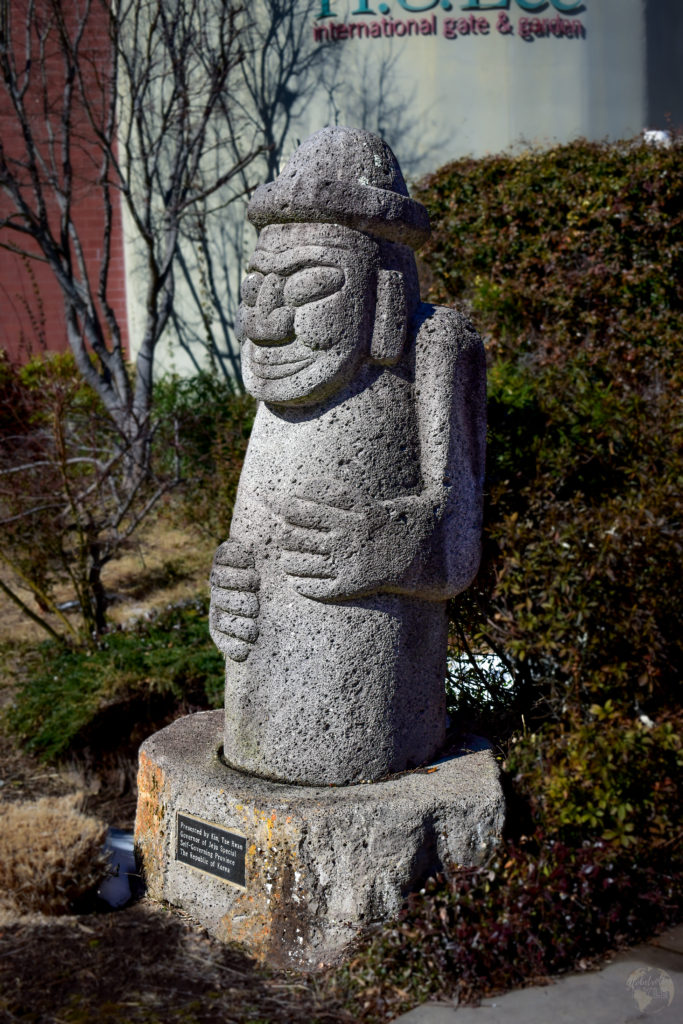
245 273 295 345
256 273 285 315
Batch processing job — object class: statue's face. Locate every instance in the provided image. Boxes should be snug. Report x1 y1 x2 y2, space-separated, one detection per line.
237 223 378 405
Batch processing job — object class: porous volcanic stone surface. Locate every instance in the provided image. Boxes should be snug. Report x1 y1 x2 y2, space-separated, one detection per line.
210 126 487 786
135 711 505 970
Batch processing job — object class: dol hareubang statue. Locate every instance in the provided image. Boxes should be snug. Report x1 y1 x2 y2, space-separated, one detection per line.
209 127 486 786
136 128 502 969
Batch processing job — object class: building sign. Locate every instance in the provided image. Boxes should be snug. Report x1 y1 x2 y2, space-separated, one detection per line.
314 0 587 42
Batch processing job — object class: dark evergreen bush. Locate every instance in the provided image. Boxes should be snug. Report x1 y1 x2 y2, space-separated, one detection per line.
7 598 223 761
416 137 682 724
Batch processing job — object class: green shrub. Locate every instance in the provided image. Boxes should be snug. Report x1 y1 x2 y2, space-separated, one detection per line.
507 704 683 850
155 372 255 542
6 598 223 761
334 836 683 1021
415 138 683 724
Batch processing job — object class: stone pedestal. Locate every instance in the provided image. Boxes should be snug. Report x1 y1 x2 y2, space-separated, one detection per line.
135 710 504 970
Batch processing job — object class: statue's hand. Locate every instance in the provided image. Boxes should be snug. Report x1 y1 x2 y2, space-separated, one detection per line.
276 484 433 601
209 538 260 662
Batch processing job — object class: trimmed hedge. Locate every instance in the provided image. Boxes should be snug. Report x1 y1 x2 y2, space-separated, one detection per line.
415 137 683 723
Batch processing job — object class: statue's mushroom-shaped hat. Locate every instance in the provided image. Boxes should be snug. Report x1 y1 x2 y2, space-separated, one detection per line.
247 127 430 249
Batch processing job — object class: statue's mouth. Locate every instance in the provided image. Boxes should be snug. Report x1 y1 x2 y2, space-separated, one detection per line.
247 351 315 380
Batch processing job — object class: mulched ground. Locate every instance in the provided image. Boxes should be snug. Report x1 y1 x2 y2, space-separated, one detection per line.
0 899 354 1024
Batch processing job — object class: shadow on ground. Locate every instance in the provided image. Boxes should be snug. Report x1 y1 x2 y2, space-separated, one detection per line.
0 899 353 1024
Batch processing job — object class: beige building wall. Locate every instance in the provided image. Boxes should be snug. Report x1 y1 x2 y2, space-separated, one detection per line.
293 0 647 175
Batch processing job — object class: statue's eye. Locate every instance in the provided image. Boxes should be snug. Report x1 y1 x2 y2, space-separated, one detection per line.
283 267 344 307
240 272 264 306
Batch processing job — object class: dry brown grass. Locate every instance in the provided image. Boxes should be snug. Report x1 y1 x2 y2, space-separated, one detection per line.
0 516 216 645
0 792 109 914
103 521 215 629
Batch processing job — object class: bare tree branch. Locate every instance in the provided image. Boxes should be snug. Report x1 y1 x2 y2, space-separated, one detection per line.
0 0 263 638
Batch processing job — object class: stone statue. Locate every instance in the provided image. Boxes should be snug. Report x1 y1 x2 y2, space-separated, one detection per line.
136 129 501 969
209 127 486 787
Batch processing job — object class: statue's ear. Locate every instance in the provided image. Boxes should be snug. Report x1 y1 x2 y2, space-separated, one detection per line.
369 270 407 366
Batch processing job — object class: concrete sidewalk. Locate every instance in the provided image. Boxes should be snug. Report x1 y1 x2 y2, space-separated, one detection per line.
392 924 682 1024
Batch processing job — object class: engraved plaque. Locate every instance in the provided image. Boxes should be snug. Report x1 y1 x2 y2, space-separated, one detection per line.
176 812 246 888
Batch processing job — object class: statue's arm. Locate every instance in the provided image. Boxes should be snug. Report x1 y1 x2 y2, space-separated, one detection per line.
277 305 485 605
396 305 486 600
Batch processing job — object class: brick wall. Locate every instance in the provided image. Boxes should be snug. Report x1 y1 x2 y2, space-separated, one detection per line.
0 196 129 363
0 0 129 364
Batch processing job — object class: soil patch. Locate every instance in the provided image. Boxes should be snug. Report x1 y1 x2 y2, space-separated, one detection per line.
0 899 352 1024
